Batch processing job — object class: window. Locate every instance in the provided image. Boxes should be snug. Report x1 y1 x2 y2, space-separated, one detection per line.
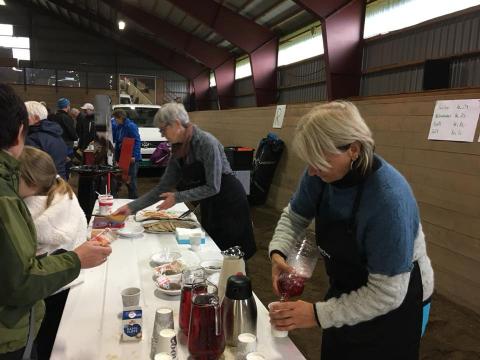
278 23 324 66
210 71 216 87
0 24 12 35
364 0 480 38
235 57 252 79
0 24 30 60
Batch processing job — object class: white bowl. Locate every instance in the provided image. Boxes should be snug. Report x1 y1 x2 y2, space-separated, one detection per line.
150 251 181 266
200 259 223 274
155 281 181 296
117 225 144 238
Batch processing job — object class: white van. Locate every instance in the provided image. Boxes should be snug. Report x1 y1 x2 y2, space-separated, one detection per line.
112 104 167 168
119 93 132 104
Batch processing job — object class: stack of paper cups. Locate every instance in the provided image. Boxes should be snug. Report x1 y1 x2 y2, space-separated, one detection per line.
236 333 257 360
151 308 174 359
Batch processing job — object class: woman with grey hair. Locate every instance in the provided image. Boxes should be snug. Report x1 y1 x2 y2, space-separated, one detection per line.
268 101 433 359
114 102 256 259
24 100 68 179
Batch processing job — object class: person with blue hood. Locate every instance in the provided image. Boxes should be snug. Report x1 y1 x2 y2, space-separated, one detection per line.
25 101 68 179
111 109 141 199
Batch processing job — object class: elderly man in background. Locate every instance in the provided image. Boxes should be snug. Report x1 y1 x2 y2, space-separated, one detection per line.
77 103 96 151
25 101 68 179
69 107 80 127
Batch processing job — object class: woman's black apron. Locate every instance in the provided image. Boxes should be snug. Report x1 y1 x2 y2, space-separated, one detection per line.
177 160 256 260
316 182 423 360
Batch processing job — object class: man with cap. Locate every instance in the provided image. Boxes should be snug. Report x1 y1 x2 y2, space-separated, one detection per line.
76 103 96 150
53 97 77 178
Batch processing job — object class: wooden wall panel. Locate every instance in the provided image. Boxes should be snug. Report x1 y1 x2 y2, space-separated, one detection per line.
189 88 480 315
11 85 117 110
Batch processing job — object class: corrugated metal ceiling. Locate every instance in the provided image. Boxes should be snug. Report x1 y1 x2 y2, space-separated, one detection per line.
26 0 319 62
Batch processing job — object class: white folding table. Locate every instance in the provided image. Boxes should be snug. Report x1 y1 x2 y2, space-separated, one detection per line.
51 199 306 360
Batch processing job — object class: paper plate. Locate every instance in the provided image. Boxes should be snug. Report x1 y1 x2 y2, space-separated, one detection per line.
117 225 144 238
200 260 223 274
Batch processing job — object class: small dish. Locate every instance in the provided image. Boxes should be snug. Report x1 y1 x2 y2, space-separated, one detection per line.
155 281 181 296
153 260 185 283
150 251 182 266
117 225 144 238
200 259 223 274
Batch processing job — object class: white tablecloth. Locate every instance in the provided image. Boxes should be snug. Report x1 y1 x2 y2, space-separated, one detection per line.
51 199 305 360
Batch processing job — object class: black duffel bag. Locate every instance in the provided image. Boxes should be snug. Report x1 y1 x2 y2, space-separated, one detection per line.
249 133 284 206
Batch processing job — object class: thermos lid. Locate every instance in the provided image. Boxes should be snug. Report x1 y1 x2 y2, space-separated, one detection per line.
225 275 252 300
221 246 244 259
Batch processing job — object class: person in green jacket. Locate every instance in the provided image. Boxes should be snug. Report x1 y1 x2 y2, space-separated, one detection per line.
0 84 113 360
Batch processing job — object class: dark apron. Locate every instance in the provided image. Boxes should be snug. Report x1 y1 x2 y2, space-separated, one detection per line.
177 160 256 260
316 183 423 360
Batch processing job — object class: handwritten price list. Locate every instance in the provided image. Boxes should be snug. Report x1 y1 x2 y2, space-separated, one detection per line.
428 99 480 142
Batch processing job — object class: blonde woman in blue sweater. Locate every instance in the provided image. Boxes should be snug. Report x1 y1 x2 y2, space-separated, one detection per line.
269 102 434 360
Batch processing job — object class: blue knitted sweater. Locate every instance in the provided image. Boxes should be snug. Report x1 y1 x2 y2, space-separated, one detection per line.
290 155 419 276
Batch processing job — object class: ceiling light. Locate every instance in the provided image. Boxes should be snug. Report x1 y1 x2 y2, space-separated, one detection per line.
118 21 126 30
0 1 6 6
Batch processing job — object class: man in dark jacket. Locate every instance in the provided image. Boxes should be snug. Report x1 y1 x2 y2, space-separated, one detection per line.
53 98 77 149
77 102 96 150
24 101 68 179
53 98 77 178
0 83 112 359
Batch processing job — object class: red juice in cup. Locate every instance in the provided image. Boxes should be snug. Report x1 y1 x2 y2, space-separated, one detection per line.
277 272 306 301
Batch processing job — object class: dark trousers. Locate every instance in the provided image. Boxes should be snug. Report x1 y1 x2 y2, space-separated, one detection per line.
126 161 140 199
0 344 37 360
36 289 69 360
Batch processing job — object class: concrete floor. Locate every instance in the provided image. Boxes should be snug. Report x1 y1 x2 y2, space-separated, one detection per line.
91 171 480 360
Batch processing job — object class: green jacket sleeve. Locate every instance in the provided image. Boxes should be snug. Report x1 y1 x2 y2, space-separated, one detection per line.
0 196 81 308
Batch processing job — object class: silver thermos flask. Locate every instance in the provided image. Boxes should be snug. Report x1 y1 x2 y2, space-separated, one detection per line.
222 275 257 346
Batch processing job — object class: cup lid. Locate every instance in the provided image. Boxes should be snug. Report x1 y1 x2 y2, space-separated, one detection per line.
225 275 252 300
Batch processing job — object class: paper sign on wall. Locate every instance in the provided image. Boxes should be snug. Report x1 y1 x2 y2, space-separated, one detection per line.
273 105 286 129
428 99 480 142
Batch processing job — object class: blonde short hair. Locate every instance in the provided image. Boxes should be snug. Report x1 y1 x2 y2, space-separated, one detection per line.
292 101 374 175
24 101 48 121
19 146 73 207
154 102 189 128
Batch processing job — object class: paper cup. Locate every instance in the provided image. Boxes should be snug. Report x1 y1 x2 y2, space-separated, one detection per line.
155 328 177 359
154 353 172 360
189 234 202 252
153 308 174 333
268 302 288 338
98 194 114 215
121 287 141 307
246 352 266 360
236 333 257 359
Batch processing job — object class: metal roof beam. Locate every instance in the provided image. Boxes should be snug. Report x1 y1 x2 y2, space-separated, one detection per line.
102 0 234 108
168 0 278 107
45 0 209 108
294 0 365 100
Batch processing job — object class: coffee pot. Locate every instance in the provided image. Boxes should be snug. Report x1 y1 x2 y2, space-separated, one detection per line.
218 246 245 301
222 275 257 346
